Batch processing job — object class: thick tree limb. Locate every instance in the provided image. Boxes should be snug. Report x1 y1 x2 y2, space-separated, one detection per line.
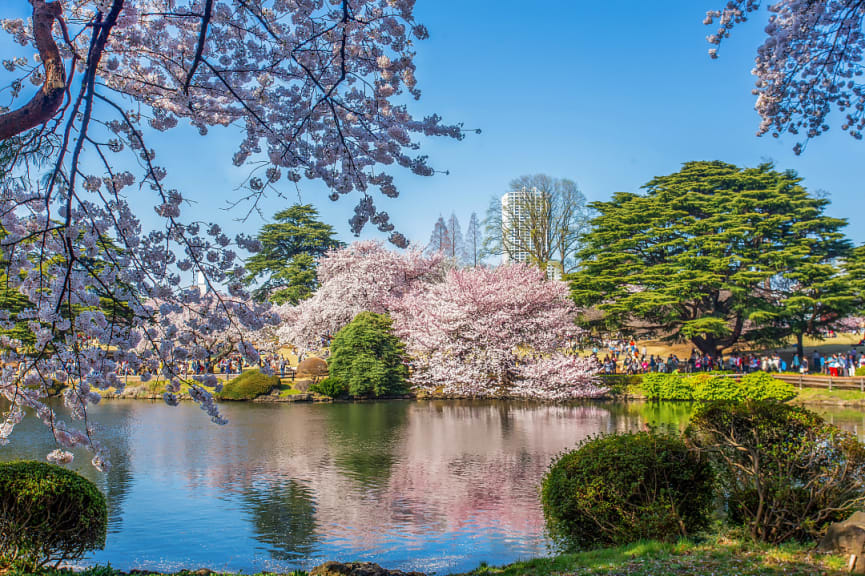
0 0 67 141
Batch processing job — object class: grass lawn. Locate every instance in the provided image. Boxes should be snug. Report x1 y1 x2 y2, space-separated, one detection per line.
793 387 865 405
631 333 862 362
463 535 847 576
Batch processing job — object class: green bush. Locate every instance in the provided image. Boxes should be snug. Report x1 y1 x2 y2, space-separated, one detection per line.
0 461 107 571
216 369 280 400
739 371 795 401
308 376 347 398
686 401 865 543
328 311 408 397
855 366 865 377
643 372 794 402
540 430 714 549
693 375 746 401
642 373 693 400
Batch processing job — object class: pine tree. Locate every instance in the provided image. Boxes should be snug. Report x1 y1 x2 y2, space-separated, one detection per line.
244 204 342 305
570 161 851 355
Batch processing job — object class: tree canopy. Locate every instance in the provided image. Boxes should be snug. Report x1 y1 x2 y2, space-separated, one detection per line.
706 1 865 152
569 161 851 355
244 204 342 305
327 311 408 398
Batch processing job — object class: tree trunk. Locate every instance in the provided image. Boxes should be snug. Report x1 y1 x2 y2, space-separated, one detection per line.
0 1 67 141
796 332 804 358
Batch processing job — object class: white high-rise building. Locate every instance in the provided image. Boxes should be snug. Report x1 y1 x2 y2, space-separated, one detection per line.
501 187 562 280
501 187 539 265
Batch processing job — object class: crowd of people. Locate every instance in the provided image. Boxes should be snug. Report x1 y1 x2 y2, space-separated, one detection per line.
593 339 865 377
111 352 300 380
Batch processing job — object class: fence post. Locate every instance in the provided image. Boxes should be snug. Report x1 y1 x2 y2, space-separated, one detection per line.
829 377 833 391
799 374 803 390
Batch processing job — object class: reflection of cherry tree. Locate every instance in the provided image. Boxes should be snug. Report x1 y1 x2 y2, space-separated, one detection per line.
390 264 603 398
277 241 444 348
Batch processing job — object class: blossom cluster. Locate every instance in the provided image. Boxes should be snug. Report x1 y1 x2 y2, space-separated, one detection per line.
0 0 457 467
706 1 865 151
278 242 604 400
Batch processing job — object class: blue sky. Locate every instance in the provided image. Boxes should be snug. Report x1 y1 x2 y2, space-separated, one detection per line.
3 1 864 250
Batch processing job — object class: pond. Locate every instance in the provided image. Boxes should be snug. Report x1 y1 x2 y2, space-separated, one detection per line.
2 399 864 574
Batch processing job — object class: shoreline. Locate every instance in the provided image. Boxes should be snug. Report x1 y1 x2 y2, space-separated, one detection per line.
38 534 850 576
89 386 865 409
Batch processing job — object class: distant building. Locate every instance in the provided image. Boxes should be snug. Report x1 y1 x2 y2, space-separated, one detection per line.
500 188 561 280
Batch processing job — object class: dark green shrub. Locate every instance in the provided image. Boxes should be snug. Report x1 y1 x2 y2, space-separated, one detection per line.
693 375 745 401
540 430 714 549
308 376 347 398
328 312 408 397
739 372 795 401
686 401 865 543
216 369 280 400
0 461 107 570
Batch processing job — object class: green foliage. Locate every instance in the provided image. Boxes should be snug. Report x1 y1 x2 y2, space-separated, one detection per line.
328 312 408 397
540 430 714 549
308 376 347 398
855 366 865 377
740 372 796 401
216 369 281 400
244 204 343 304
686 402 865 543
0 461 107 571
641 373 693 400
693 375 745 402
570 161 851 355
643 373 794 402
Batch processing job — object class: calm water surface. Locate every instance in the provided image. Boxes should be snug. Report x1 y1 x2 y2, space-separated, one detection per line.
2 399 864 574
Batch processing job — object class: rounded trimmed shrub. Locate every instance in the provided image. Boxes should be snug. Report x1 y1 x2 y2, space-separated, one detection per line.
541 430 714 549
0 461 107 570
216 369 281 400
686 401 865 542
308 376 347 398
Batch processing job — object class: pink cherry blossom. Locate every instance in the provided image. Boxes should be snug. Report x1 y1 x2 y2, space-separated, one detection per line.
706 1 865 151
0 0 460 466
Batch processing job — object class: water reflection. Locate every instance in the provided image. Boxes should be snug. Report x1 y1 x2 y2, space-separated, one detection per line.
244 478 318 562
2 399 864 574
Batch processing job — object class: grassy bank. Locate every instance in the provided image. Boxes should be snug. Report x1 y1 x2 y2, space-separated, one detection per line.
465 535 846 576
6 535 848 576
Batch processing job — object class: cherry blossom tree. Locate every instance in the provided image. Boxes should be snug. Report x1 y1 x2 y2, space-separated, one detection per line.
390 264 601 398
513 353 605 401
0 0 461 466
705 1 865 152
277 240 445 349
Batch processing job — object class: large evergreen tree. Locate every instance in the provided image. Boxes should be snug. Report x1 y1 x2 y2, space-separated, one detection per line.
327 311 408 398
245 204 342 305
569 161 850 355
758 259 859 357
